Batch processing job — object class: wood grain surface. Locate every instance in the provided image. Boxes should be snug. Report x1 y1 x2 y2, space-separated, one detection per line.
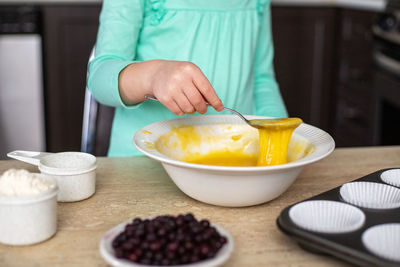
1 146 399 266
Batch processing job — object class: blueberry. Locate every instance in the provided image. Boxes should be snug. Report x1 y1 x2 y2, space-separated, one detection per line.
150 241 161 251
140 258 151 265
178 246 186 255
114 248 123 258
194 234 203 243
184 213 195 222
175 215 185 226
132 218 142 225
127 253 138 262
184 241 193 250
146 233 157 242
190 255 199 263
168 232 176 241
157 228 167 236
112 239 119 248
161 258 170 265
154 252 163 261
200 244 210 255
200 219 210 228
166 251 175 260
167 242 178 252
141 241 149 250
122 242 133 251
145 251 153 260
133 248 143 257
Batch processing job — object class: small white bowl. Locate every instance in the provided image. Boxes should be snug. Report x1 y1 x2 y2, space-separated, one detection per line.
362 223 400 262
40 152 96 202
133 115 335 207
0 174 58 245
340 182 400 209
289 200 366 234
99 221 234 267
381 169 400 188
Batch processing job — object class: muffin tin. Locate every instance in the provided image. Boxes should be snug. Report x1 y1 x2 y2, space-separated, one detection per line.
277 168 400 267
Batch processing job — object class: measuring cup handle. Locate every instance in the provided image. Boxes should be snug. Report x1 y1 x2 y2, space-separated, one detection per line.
7 150 53 166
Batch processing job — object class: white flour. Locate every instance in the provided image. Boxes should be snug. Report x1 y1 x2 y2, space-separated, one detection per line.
0 169 55 196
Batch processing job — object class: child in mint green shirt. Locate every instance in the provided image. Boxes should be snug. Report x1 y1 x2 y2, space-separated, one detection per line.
87 0 288 157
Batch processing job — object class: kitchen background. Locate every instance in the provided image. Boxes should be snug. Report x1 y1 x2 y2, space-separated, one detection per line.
0 0 399 159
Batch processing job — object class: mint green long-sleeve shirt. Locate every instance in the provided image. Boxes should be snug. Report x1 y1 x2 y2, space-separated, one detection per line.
88 0 288 157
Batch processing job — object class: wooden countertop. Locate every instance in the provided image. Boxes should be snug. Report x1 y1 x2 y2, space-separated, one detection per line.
0 146 399 266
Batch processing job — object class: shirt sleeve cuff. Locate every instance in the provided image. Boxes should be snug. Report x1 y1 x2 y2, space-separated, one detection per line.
88 59 144 110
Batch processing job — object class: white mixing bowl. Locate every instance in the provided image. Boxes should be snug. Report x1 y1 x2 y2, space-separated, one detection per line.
133 115 335 207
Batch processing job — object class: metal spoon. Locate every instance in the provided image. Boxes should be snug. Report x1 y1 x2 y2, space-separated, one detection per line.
144 94 263 129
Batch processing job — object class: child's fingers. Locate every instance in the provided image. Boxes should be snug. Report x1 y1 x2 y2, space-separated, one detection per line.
174 90 195 114
157 95 184 116
182 85 208 114
192 70 223 112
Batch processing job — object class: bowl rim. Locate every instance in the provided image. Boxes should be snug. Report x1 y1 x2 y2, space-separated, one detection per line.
39 152 97 175
133 115 335 172
99 220 234 267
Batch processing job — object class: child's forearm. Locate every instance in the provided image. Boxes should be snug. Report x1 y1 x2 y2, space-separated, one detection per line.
118 60 160 105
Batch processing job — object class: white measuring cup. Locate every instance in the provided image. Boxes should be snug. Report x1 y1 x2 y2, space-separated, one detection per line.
7 150 97 202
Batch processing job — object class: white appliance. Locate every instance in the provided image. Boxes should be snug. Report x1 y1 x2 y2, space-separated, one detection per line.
0 6 45 159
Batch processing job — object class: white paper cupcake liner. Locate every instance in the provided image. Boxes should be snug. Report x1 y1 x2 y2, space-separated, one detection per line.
340 182 400 209
381 169 400 188
362 223 400 262
289 200 365 234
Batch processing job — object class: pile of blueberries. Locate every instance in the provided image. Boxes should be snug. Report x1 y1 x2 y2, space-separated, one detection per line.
112 213 228 265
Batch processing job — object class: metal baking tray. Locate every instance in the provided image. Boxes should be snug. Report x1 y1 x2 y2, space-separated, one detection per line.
277 168 400 267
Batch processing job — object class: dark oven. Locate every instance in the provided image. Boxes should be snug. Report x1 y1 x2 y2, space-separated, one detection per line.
372 0 400 145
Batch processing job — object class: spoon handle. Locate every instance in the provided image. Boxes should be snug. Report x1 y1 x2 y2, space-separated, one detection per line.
144 94 256 128
144 94 158 102
222 107 252 125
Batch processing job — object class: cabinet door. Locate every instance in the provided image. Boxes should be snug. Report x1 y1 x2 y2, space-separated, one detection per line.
42 5 101 152
333 9 377 147
271 7 336 132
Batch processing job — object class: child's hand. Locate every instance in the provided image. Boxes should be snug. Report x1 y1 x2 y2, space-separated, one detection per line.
151 60 223 115
119 60 224 116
